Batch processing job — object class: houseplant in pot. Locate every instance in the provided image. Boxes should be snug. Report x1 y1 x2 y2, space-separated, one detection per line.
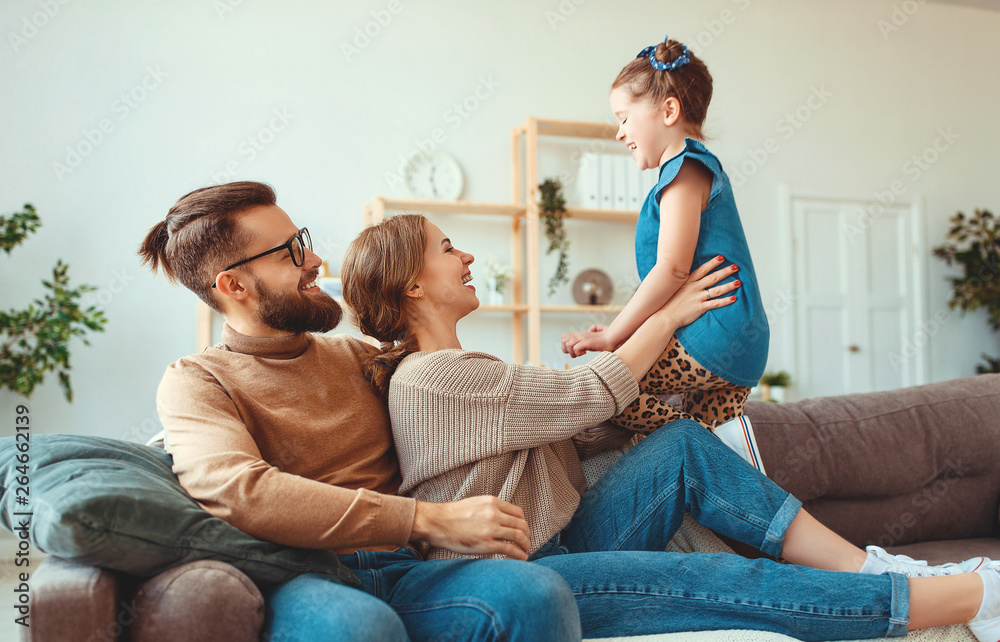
759 370 791 403
932 208 1000 373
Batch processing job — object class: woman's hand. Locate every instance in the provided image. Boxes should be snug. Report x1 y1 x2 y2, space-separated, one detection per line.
656 256 741 328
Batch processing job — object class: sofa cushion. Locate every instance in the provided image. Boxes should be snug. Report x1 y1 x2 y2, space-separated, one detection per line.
0 434 359 588
747 374 1000 547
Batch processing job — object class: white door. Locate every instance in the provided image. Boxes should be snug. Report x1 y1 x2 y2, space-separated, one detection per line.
788 194 927 398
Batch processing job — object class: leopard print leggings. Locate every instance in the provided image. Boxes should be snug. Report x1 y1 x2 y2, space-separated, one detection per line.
612 335 751 434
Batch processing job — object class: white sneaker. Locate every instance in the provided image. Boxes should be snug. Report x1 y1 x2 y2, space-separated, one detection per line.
863 545 993 578
713 415 766 475
970 562 1000 642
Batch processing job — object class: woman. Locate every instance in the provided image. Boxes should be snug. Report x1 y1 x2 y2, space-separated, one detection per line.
341 214 998 642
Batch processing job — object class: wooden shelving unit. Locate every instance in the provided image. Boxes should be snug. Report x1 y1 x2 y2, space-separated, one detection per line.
364 117 639 365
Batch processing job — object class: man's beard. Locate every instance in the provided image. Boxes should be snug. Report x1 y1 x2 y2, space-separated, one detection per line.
254 278 343 335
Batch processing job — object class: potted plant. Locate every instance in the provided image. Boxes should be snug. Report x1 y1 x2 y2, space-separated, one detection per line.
482 257 512 306
1 204 107 401
759 370 791 403
538 178 570 296
931 208 1000 373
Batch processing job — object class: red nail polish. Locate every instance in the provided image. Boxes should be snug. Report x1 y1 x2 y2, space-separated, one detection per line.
731 296 737 301
731 265 739 271
716 255 724 261
733 280 741 287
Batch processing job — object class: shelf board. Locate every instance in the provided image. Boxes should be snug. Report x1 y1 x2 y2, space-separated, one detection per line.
475 304 529 313
373 197 636 223
529 118 618 140
540 304 624 313
563 207 638 223
375 197 525 218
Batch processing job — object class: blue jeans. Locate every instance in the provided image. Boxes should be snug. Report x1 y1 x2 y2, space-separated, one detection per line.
263 548 581 641
531 420 910 640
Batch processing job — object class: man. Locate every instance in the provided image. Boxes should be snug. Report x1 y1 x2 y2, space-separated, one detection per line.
139 181 580 641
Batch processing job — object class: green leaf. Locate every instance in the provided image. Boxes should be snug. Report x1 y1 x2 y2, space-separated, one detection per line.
539 178 571 294
0 206 108 401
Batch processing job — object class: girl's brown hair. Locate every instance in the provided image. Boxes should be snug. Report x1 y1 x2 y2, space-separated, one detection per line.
612 39 714 140
341 214 427 397
138 181 274 312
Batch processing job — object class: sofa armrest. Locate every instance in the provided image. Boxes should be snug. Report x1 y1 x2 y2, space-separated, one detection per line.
746 374 1000 547
130 560 264 642
27 556 121 642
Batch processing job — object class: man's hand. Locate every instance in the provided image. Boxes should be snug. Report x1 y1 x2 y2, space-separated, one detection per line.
411 496 531 560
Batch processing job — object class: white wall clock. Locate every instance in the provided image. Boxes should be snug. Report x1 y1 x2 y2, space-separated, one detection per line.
403 150 464 201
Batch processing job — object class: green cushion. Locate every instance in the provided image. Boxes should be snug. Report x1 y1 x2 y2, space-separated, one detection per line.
0 434 359 588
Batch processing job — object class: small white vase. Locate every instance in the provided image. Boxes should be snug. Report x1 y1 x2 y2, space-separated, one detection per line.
487 277 504 306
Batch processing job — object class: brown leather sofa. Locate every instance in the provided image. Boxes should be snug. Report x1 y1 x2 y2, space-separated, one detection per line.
24 374 1000 641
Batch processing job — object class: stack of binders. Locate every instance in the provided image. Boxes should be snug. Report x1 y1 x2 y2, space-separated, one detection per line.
577 153 659 211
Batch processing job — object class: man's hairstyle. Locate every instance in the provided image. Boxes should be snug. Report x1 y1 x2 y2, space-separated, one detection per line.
138 181 276 312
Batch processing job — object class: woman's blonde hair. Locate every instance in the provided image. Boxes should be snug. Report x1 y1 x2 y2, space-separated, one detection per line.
612 38 713 140
341 214 427 396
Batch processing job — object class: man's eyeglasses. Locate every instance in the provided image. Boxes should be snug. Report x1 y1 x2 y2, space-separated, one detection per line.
212 228 312 288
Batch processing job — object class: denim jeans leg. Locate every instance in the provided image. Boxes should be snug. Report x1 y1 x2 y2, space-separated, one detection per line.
535 551 909 641
348 549 582 642
563 419 801 557
264 573 408 642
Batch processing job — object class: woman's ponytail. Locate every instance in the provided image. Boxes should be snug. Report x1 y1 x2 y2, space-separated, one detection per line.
341 214 428 397
366 334 420 397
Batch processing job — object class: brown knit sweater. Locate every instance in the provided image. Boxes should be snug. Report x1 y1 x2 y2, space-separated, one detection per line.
156 324 416 554
389 349 640 559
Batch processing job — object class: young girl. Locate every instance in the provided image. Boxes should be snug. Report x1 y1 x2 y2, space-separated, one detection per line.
562 35 768 435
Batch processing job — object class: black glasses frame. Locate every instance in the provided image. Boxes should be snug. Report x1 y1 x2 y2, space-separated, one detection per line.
212 228 311 288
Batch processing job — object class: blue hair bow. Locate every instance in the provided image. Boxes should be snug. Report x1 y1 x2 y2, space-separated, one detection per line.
637 35 690 71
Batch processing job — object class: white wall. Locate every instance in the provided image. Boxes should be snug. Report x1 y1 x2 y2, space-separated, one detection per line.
2 0 998 440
